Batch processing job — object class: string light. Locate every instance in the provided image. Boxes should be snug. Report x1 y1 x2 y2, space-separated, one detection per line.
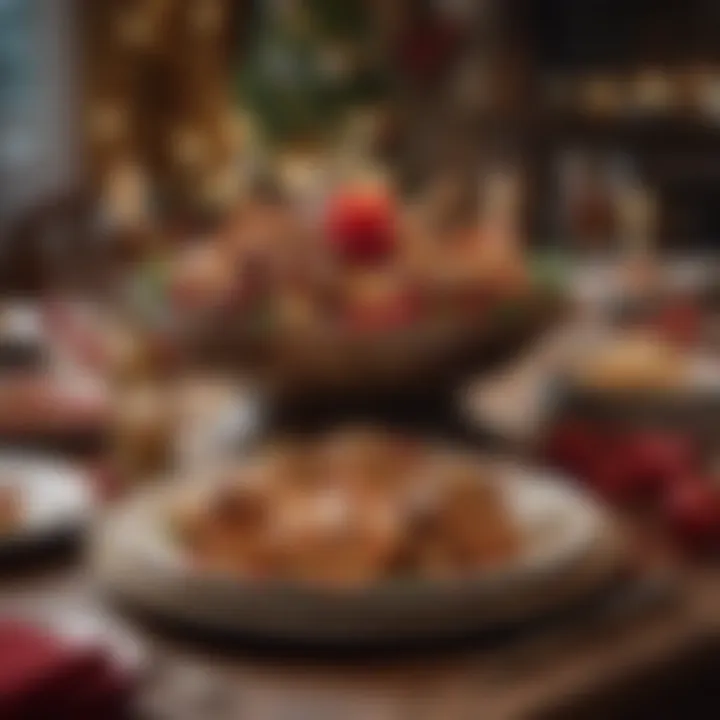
89 103 127 143
190 0 224 36
117 12 155 49
171 127 207 169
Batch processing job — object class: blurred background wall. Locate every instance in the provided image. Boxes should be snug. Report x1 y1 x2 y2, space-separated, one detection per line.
0 0 79 228
3 0 720 288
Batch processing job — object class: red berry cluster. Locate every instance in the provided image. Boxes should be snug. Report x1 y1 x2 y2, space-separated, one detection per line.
543 420 720 554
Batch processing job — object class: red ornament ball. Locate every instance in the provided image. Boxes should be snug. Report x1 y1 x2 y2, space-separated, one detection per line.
325 190 398 265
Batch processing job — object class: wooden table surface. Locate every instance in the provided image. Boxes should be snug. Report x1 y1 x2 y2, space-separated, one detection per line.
1 555 719 720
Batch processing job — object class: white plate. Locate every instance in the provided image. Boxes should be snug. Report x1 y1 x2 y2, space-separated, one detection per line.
0 454 95 550
0 304 47 369
0 304 45 346
93 464 620 643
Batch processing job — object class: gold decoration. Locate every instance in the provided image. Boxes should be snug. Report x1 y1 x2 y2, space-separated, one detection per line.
582 76 623 116
171 127 208 169
634 69 673 114
89 102 128 143
201 164 243 211
190 0 224 36
117 10 156 49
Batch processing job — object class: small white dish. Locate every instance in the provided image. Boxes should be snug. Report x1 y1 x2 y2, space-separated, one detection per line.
0 454 95 550
0 304 45 345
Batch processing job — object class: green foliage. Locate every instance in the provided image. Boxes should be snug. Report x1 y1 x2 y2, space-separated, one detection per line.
127 257 172 328
236 0 387 146
306 0 372 39
530 252 568 297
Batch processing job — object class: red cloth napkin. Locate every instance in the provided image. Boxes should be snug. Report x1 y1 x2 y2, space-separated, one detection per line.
0 621 134 720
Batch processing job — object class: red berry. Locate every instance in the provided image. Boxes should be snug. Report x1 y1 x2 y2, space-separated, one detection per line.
326 191 398 265
589 454 649 506
543 421 605 479
663 480 720 554
619 432 696 494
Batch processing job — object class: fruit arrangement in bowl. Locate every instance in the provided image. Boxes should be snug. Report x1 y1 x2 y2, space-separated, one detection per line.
124 177 565 394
